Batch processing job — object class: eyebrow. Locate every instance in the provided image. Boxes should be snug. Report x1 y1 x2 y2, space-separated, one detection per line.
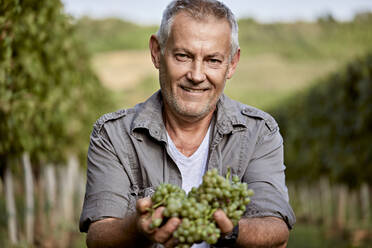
206 53 224 58
172 48 192 54
172 49 225 59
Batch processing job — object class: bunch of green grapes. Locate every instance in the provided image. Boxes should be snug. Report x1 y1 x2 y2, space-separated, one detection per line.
149 184 186 228
149 168 254 247
190 168 254 226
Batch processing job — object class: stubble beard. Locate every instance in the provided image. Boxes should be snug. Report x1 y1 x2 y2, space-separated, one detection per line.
159 73 220 121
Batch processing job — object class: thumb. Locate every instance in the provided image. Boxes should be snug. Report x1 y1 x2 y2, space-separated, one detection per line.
213 209 234 234
136 197 153 214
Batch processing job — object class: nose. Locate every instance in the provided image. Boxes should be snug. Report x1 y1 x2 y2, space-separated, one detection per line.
186 60 206 84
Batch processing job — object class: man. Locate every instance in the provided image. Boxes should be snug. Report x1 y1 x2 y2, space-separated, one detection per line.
80 0 295 247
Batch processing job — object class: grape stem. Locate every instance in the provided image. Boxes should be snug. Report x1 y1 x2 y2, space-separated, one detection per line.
152 199 166 209
207 208 218 219
226 167 231 181
146 196 167 213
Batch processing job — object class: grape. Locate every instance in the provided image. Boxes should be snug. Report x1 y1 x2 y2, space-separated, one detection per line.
149 168 254 246
149 218 162 229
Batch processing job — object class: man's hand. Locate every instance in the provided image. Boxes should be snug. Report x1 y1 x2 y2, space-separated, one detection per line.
86 198 181 248
213 209 234 234
136 197 181 248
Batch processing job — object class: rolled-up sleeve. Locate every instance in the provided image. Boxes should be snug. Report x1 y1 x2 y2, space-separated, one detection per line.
79 124 132 232
243 125 296 229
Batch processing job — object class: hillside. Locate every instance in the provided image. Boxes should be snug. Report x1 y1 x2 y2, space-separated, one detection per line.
76 13 372 60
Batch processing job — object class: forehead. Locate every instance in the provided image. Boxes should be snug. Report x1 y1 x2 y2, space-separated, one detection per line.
167 12 231 54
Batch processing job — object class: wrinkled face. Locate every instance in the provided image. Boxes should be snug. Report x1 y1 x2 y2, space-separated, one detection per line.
151 12 240 120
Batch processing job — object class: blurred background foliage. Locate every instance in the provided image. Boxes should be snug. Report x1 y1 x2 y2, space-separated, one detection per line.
272 53 372 188
0 0 115 167
0 0 372 247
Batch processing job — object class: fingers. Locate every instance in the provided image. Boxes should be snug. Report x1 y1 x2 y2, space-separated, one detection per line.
136 198 154 236
153 217 181 244
164 236 179 248
137 201 181 245
136 197 152 214
213 209 234 234
136 197 181 245
138 206 165 234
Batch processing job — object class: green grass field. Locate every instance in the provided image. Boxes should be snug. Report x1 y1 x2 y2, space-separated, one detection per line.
288 224 345 248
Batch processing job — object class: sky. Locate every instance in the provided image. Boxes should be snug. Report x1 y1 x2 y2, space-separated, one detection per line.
61 0 372 25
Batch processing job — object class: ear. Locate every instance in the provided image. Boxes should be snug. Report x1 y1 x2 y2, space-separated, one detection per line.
149 35 161 69
226 48 240 79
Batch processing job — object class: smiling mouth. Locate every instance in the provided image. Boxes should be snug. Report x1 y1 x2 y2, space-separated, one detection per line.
181 86 208 93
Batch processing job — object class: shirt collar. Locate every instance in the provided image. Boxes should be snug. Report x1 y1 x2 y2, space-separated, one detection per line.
131 91 166 142
215 94 247 135
131 91 247 141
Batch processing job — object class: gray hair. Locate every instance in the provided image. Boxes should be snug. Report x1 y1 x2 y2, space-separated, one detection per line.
157 0 239 58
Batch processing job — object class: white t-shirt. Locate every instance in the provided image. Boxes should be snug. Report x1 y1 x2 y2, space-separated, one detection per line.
166 126 211 248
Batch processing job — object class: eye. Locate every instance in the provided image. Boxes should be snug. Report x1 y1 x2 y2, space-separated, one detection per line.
208 58 222 64
175 53 190 62
207 58 223 67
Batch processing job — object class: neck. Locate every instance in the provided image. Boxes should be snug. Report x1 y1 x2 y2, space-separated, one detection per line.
163 106 214 157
